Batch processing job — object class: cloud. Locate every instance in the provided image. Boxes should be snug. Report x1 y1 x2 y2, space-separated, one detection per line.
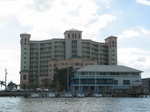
0 0 116 40
136 0 150 6
0 23 7 30
102 0 112 8
32 0 54 12
118 48 150 78
141 28 150 36
117 28 150 39
117 30 140 39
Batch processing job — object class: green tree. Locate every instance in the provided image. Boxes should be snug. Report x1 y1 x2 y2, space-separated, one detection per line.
51 67 74 91
42 78 50 89
0 81 5 90
7 81 18 90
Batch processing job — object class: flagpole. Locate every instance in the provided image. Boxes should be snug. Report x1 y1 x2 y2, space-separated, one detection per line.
5 68 7 89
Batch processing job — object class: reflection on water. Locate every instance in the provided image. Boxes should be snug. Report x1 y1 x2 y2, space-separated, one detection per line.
0 96 150 112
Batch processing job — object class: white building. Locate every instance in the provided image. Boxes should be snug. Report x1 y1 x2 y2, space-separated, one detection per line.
71 65 143 93
20 29 118 87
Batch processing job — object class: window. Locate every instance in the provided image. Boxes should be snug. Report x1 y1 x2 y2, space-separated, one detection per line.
72 33 74 38
114 80 118 85
72 50 77 53
72 45 77 49
123 80 130 85
23 75 26 80
68 33 70 38
72 40 77 44
78 34 81 39
75 33 76 38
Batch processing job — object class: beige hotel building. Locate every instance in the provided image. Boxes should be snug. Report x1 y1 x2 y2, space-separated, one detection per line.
19 29 117 88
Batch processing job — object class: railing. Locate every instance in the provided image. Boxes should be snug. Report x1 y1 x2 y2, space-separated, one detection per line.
75 75 140 78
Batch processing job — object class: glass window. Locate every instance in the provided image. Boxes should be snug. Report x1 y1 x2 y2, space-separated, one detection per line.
123 80 130 85
72 50 77 53
72 40 77 44
72 45 77 49
23 75 26 80
68 33 70 38
72 33 74 38
78 34 81 39
114 80 118 85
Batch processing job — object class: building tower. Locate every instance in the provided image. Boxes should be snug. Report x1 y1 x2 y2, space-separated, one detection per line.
105 36 118 65
19 33 31 87
64 29 82 59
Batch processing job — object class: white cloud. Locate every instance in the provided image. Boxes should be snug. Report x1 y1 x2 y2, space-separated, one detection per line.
0 23 7 30
102 0 112 8
141 28 150 36
0 0 116 40
118 48 150 78
136 0 150 6
117 30 140 39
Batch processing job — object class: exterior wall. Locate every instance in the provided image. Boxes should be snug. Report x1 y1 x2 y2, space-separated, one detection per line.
82 40 109 65
20 33 31 71
20 71 29 87
71 70 142 92
142 78 150 92
105 36 117 65
20 29 118 87
45 58 97 86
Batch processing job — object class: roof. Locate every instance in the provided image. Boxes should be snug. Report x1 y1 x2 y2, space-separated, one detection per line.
77 65 143 73
69 55 82 59
105 36 118 40
20 69 29 72
64 28 82 34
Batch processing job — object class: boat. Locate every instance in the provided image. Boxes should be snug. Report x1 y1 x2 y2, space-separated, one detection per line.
47 92 56 98
31 93 39 98
92 93 102 97
65 92 73 98
76 93 85 98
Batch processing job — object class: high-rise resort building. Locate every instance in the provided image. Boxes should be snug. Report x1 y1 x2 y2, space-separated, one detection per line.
19 29 118 88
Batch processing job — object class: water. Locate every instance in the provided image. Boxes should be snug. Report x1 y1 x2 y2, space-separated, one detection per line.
0 96 150 112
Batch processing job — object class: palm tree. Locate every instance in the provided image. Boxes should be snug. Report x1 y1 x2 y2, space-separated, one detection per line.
0 81 5 90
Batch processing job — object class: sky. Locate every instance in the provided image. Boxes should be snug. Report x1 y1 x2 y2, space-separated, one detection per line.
0 0 150 85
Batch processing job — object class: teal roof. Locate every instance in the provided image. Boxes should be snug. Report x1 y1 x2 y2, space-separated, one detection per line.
20 70 29 72
69 55 82 59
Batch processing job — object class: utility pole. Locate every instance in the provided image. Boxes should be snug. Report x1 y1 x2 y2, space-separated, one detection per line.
5 68 7 89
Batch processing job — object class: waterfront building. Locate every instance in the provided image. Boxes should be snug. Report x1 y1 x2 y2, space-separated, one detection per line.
71 65 143 93
142 78 150 93
19 29 117 88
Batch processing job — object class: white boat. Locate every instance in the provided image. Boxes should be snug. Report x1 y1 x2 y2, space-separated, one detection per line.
76 93 85 98
65 92 73 98
47 92 56 98
92 93 102 97
31 93 39 98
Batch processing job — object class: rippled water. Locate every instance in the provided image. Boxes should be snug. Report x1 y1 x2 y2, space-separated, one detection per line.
0 96 150 112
